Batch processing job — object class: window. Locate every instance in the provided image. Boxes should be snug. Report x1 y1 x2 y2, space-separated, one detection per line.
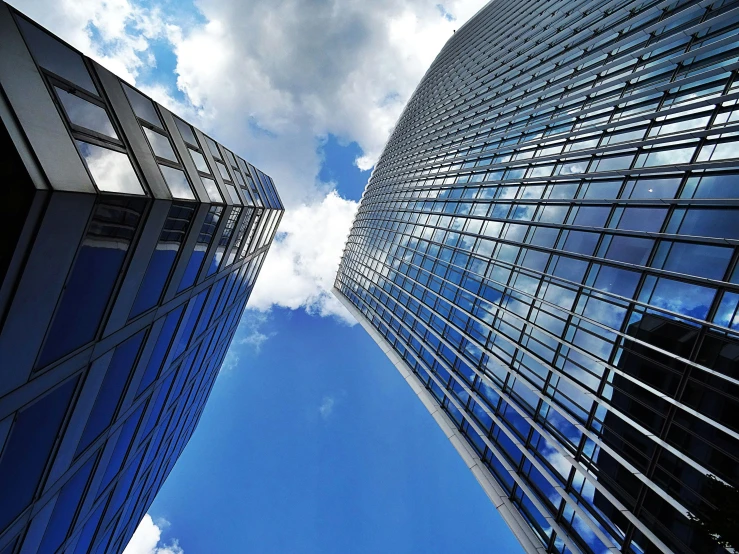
76 141 144 195
177 206 223 292
75 329 146 457
136 305 185 396
38 198 145 368
207 208 241 276
0 376 79 530
130 203 195 318
55 87 117 139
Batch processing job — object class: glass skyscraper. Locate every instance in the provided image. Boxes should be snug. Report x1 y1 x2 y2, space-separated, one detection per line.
335 1 739 553
0 4 282 553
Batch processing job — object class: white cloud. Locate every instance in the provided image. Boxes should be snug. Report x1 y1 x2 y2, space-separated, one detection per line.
123 515 183 554
318 396 336 420
247 191 359 323
236 311 276 353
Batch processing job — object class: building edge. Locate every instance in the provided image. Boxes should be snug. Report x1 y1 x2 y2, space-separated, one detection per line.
332 286 544 554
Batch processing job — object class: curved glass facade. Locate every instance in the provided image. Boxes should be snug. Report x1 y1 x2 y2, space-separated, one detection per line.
335 1 739 553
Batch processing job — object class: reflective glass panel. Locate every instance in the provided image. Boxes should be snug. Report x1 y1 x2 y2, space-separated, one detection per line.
38 199 144 367
174 117 197 145
159 165 195 200
75 329 146 457
177 206 222 292
55 88 117 139
189 148 210 173
130 204 195 318
15 16 97 94
76 141 144 195
121 83 162 127
0 376 78 530
143 127 177 162
136 305 185 396
201 176 223 203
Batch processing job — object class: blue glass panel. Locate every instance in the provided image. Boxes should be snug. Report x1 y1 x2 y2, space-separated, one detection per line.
75 330 146 457
605 235 653 266
679 209 739 239
97 403 145 495
0 375 78 530
142 372 176 438
648 277 716 320
136 306 185 396
38 454 97 553
73 493 108 554
38 200 143 367
177 206 222 292
172 291 207 359
662 242 732 280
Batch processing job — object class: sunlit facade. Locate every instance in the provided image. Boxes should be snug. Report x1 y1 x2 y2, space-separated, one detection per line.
0 4 282 553
335 1 739 552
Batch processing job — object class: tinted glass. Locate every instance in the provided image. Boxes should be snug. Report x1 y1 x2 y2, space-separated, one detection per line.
38 199 144 367
136 306 185 396
159 165 195 200
177 206 222 292
97 403 145 494
122 83 162 127
0 376 78 530
55 88 117 139
189 148 210 173
216 160 231 181
201 176 223 203
72 493 107 554
204 136 221 159
75 329 146 456
130 204 195 318
38 453 97 553
143 127 177 162
15 16 97 94
207 208 241 276
172 291 208 359
77 141 144 195
174 117 197 145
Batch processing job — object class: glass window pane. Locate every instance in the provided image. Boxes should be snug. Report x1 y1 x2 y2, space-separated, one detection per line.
174 117 197 145
0 376 78 530
662 242 732 280
136 305 185 396
75 329 146 456
38 199 144 367
38 453 97 553
679 209 739 240
216 160 231 181
605 235 653 266
76 141 144 195
226 184 242 205
121 83 161 127
15 16 97 94
648 277 715 320
172 291 208 359
130 204 195 318
177 206 222 292
55 88 117 139
201 176 223 203
159 165 194 200
143 127 177 162
189 148 210 173
204 136 221 159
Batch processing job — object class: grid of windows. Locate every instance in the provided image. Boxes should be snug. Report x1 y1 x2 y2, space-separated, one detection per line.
336 1 739 553
0 6 284 554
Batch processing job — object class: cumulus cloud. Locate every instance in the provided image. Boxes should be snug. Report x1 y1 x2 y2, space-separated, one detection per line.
247 191 358 323
236 311 276 353
123 515 183 554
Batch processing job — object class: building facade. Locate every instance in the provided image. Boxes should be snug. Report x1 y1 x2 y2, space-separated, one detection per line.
335 1 739 553
0 4 283 553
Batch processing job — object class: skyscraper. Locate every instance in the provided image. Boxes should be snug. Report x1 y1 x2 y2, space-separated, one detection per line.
0 4 282 553
335 1 739 553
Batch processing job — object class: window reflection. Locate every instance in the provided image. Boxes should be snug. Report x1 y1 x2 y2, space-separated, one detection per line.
15 16 97 94
55 88 117 139
177 206 222 292
143 127 177 162
189 148 210 173
174 117 197 145
159 165 195 200
76 141 144 195
201 176 223 203
121 83 162 127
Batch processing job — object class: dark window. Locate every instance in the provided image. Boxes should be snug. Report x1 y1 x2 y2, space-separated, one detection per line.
174 117 197 146
75 329 146 457
0 376 78 530
38 199 144 368
15 15 97 94
130 204 195 318
679 209 739 240
97 403 145 495
38 453 97 553
172 291 208 359
121 83 161 128
72 492 108 554
207 208 241 276
177 206 222 292
136 305 185 396
55 87 117 139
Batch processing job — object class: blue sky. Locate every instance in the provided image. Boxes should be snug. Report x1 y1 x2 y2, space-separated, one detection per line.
11 0 525 551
